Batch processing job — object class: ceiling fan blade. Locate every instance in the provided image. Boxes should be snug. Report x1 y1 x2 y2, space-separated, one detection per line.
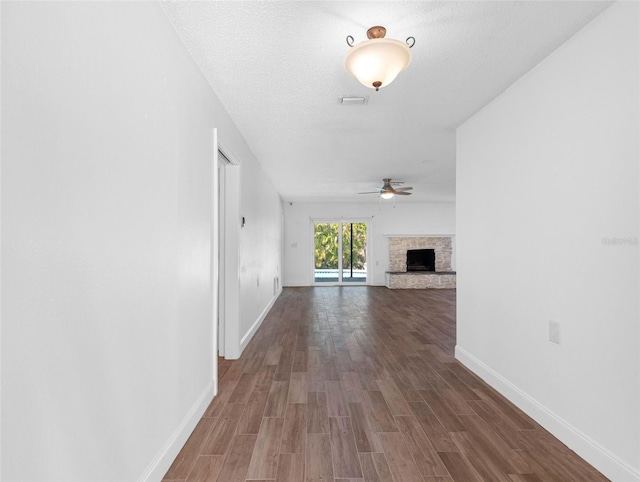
359 179 415 197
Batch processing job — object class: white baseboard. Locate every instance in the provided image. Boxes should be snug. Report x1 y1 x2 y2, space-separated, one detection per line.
138 381 216 482
455 346 640 482
240 288 283 353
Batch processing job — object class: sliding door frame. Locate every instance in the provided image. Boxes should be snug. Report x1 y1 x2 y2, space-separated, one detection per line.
311 218 371 286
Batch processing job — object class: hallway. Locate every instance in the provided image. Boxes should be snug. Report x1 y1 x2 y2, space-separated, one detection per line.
164 287 606 481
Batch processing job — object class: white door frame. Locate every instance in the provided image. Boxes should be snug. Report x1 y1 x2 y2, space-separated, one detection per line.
211 129 220 391
217 151 227 357
214 136 243 364
218 143 242 359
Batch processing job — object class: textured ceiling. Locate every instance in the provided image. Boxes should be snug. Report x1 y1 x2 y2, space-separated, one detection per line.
162 1 612 203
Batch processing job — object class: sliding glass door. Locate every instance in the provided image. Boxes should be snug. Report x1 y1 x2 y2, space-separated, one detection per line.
314 221 368 284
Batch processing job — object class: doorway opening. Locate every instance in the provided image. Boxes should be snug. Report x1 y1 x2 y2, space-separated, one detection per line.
313 221 368 284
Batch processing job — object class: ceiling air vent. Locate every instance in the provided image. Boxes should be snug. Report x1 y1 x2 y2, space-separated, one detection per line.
339 96 368 105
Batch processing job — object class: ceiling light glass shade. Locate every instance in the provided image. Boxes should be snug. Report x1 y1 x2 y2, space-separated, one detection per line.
380 191 394 199
344 38 412 91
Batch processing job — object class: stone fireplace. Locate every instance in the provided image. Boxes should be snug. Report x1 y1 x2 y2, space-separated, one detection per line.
386 236 456 289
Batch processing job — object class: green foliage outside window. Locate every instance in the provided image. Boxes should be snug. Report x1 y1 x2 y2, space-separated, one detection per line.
314 223 367 270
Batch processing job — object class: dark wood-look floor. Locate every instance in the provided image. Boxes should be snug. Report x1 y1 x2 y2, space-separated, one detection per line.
164 287 608 482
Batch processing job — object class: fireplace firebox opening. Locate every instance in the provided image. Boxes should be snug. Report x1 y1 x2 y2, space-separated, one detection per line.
406 249 436 272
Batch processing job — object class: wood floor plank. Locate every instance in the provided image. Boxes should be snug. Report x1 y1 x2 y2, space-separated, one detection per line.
508 474 545 482
276 453 305 482
265 380 290 417
474 386 537 430
217 356 233 380
516 430 607 481
335 350 355 372
419 389 465 432
201 403 246 455
376 377 412 416
329 417 363 478
344 388 368 404
227 372 257 404
450 431 512 482
437 451 482 482
254 365 278 393
364 391 398 433
236 389 270 434
164 288 607 482
465 399 527 450
443 362 484 390
288 371 308 404
305 433 334 482
340 371 363 392
307 391 330 434
281 403 306 454
379 432 423 482
292 349 307 372
323 361 342 381
389 370 423 403
394 415 450 477
243 350 266 373
221 360 244 381
264 346 283 366
163 417 217 480
348 402 382 453
275 348 294 382
203 380 238 418
353 363 380 391
436 367 482 401
458 413 530 474
184 455 224 482
358 453 393 482
326 380 349 416
213 434 256 482
307 368 325 392
307 346 323 366
408 401 457 452
438 387 475 416
246 417 285 479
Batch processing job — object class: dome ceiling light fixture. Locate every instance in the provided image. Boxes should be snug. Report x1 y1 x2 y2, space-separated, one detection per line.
344 26 415 91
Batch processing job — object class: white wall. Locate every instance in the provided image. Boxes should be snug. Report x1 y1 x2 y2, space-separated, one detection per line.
1 2 282 480
456 3 639 480
284 202 455 286
237 156 284 354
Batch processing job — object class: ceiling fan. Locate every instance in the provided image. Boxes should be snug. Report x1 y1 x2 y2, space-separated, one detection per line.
359 178 413 199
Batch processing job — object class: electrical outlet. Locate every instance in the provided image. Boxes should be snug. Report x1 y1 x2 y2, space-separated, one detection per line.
549 320 560 344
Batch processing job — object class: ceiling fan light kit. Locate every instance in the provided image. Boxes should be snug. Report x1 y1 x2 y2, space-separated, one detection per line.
344 26 414 91
359 178 413 200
